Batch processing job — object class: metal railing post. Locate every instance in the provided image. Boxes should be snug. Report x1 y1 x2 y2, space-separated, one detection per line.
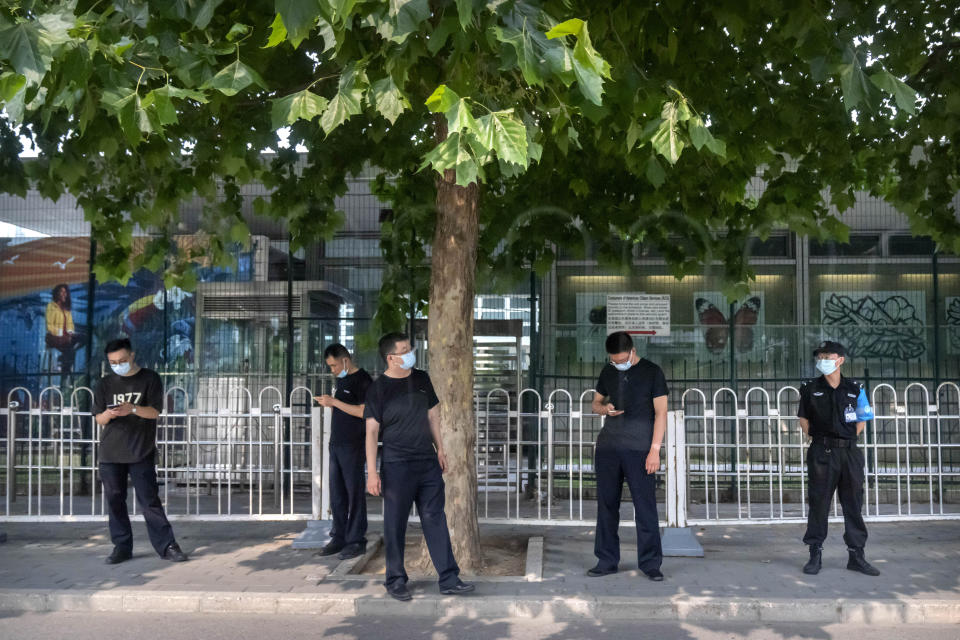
273 403 282 509
662 409 702 556
5 401 17 510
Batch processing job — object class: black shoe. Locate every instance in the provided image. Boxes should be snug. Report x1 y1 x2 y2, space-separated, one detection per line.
440 580 476 595
337 542 367 560
316 540 346 557
847 548 880 576
163 542 188 562
386 583 412 601
643 568 665 582
105 547 132 565
803 545 822 575
586 565 618 577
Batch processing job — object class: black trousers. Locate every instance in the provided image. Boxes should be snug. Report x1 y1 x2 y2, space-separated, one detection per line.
594 447 662 572
803 442 868 548
328 443 367 546
99 454 176 556
381 458 459 589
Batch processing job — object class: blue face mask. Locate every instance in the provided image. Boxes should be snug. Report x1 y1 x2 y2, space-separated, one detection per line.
397 351 416 370
337 369 348 379
611 351 634 371
111 362 131 376
816 358 838 375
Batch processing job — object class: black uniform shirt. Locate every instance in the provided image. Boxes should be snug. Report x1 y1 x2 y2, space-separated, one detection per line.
92 368 165 463
363 368 439 463
797 375 867 440
594 358 669 451
329 368 372 447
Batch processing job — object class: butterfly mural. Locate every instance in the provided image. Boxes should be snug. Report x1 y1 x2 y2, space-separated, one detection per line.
695 296 762 354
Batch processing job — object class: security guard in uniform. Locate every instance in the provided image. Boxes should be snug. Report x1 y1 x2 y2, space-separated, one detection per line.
797 340 880 576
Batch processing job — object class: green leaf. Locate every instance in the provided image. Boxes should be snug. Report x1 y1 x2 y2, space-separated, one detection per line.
271 89 328 129
494 25 543 87
869 70 918 114
646 155 666 188
329 0 359 25
455 0 474 29
546 18 611 105
229 220 249 243
0 13 72 87
0 71 25 103
264 14 287 48
387 0 430 43
650 102 684 164
626 120 641 152
203 60 267 96
569 178 589 196
141 88 178 126
193 0 224 29
425 84 460 113
226 23 251 41
836 46 874 112
688 119 711 151
370 76 407 124
276 0 321 48
476 110 528 166
545 18 585 39
320 63 366 134
419 130 459 172
445 98 477 133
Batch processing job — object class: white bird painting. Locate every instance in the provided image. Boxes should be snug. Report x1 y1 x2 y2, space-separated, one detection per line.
52 256 76 270
2 254 19 265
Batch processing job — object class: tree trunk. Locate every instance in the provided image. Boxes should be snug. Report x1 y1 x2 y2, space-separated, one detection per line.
416 118 484 573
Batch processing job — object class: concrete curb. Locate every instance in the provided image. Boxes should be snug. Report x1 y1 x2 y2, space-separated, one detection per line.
0 589 956 624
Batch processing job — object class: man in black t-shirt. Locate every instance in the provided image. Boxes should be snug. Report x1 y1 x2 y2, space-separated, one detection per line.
588 331 668 581
313 343 372 560
363 332 475 602
92 338 186 564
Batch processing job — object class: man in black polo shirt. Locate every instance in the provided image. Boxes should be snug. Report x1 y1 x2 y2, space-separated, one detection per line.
93 338 186 564
313 343 372 560
364 332 474 601
588 331 668 581
798 340 879 576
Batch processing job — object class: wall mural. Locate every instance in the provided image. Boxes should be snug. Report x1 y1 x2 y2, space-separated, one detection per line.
946 297 960 355
0 236 254 398
693 292 765 360
819 290 925 360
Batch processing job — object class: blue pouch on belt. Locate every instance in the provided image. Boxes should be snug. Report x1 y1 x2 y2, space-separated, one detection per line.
856 388 874 421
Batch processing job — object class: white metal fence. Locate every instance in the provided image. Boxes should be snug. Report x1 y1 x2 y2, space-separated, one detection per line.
2 382 958 526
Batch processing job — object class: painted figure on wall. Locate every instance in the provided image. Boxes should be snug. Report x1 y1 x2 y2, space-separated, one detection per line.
44 283 85 374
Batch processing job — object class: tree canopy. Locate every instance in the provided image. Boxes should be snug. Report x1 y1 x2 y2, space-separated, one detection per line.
1 1 956 303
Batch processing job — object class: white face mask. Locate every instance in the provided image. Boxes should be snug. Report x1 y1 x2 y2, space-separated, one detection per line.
111 362 131 376
397 351 416 370
816 358 838 375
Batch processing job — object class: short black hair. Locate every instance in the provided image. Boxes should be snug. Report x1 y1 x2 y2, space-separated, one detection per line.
605 331 633 354
104 337 132 355
323 343 351 360
378 332 410 363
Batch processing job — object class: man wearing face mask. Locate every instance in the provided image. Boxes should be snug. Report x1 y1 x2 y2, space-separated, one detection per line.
313 344 372 559
798 340 879 576
363 332 474 601
588 331 669 581
93 338 186 564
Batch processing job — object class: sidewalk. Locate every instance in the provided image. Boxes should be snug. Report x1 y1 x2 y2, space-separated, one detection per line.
1 520 958 624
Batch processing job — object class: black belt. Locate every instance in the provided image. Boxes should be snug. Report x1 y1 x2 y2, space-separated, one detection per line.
811 436 854 448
